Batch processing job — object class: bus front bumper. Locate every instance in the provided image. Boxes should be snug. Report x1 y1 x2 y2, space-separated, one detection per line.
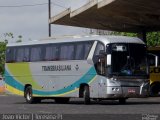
105 84 149 98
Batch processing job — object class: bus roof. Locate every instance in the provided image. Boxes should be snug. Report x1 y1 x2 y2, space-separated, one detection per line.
7 35 144 47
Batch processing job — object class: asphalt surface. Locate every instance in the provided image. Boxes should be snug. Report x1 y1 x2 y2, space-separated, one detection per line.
0 95 160 120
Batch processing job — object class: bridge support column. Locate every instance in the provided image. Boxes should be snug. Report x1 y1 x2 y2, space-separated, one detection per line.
137 30 147 43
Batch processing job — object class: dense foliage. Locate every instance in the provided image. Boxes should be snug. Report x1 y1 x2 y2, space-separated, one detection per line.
0 42 7 75
0 33 23 75
146 32 160 46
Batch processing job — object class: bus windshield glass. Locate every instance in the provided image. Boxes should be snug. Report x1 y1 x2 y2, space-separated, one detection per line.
109 43 148 77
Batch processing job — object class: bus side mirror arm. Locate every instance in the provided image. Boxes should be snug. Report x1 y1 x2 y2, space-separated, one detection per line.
148 53 159 67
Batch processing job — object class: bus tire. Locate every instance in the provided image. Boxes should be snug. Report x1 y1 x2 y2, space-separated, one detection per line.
150 83 160 96
83 86 90 105
119 98 126 104
54 98 70 104
25 86 36 104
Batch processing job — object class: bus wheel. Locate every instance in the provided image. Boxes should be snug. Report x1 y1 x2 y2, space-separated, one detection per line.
119 98 126 104
83 86 90 105
25 86 36 104
54 98 70 104
150 83 160 96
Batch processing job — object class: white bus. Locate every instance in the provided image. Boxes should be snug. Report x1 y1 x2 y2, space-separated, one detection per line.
5 35 149 104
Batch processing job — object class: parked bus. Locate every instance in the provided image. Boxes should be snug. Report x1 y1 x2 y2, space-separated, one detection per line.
148 46 160 96
5 35 150 104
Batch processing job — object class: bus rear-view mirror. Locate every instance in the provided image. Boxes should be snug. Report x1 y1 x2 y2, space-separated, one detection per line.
107 54 111 66
155 56 158 67
148 53 159 67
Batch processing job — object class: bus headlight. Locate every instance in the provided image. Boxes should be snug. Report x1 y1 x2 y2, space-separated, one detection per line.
112 87 120 91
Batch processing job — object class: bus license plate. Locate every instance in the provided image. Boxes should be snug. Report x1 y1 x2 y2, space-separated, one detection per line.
128 89 135 93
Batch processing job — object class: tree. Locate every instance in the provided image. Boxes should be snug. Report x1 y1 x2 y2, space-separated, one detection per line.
0 41 7 75
16 35 23 43
146 32 160 46
111 31 137 37
0 33 23 75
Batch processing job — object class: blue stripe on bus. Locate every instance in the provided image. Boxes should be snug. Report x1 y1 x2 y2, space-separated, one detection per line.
5 71 24 91
5 67 97 96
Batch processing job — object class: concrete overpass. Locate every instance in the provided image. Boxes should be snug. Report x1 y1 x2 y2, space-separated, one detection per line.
49 0 160 34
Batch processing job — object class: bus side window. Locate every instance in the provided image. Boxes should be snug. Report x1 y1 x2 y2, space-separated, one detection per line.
6 47 17 63
30 46 42 62
60 44 74 60
84 42 93 59
45 45 59 61
23 48 30 62
75 43 84 60
93 42 105 75
75 42 93 60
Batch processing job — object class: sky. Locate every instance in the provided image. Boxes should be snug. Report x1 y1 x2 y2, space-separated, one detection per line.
0 0 91 42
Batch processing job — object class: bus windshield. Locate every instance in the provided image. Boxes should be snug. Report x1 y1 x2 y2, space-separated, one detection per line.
109 43 148 77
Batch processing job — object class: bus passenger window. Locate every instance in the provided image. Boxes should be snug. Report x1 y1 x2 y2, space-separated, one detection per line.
16 48 24 62
23 48 30 62
60 44 74 60
84 42 93 59
30 46 42 62
6 48 16 63
75 44 84 60
45 45 58 61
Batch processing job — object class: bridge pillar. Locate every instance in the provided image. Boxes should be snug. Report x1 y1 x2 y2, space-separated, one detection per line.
137 30 147 43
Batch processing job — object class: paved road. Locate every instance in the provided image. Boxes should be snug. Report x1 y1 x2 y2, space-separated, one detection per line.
0 95 160 120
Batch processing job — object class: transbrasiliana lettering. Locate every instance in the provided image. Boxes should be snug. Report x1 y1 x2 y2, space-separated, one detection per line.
42 65 72 71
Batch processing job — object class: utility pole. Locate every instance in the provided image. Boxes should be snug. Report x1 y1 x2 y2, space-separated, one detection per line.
48 0 51 37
